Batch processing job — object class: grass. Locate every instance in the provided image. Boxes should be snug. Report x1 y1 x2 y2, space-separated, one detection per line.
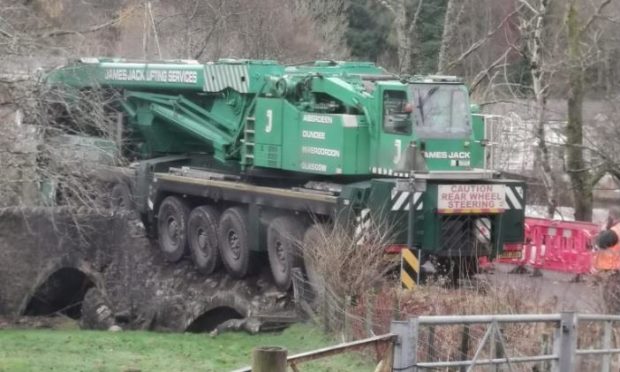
0 322 375 372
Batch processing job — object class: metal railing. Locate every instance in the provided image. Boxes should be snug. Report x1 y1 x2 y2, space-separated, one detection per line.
391 312 620 372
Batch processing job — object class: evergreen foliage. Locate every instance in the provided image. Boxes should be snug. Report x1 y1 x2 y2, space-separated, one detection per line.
346 0 447 74
345 0 394 63
414 0 447 74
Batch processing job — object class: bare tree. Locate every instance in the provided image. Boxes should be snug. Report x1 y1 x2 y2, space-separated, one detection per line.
1 77 125 211
0 1 135 59
232 0 325 62
565 0 612 221
377 0 424 74
515 0 559 218
302 213 398 306
437 0 466 74
462 0 619 220
147 0 236 60
0 1 128 209
143 0 341 63
436 0 522 90
293 0 349 59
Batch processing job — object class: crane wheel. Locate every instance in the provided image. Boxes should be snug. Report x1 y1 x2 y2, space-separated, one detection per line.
188 206 221 275
157 196 191 262
302 224 327 299
267 216 305 291
218 207 253 278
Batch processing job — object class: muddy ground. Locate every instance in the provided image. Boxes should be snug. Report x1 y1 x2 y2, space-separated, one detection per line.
481 263 607 313
0 315 78 330
0 207 612 338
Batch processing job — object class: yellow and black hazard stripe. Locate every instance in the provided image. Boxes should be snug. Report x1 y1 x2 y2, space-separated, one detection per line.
400 248 420 290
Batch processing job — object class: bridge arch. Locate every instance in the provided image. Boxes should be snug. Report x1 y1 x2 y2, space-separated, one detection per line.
23 267 94 319
185 306 244 333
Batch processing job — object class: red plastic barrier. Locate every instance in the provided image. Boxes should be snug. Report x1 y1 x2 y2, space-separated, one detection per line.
478 256 492 269
497 217 601 274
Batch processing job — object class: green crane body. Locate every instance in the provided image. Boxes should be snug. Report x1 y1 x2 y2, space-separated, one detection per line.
47 58 482 175
46 57 526 280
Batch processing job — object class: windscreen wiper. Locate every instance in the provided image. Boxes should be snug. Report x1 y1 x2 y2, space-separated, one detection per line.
416 87 438 125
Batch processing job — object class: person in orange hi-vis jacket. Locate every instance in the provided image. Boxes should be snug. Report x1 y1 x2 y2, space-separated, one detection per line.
595 207 620 271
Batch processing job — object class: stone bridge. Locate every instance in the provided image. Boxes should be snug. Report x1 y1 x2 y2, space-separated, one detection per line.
0 207 292 332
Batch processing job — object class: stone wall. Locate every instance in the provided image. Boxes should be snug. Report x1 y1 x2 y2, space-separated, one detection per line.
0 208 115 315
0 83 42 207
0 208 292 331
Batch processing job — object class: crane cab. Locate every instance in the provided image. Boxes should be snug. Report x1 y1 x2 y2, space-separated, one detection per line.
370 78 482 177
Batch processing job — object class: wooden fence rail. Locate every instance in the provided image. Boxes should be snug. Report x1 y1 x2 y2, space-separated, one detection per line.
231 333 397 372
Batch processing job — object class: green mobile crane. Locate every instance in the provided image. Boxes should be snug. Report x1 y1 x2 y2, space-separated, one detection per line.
46 57 525 290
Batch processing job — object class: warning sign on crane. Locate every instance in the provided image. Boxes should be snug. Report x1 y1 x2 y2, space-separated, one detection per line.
437 184 506 214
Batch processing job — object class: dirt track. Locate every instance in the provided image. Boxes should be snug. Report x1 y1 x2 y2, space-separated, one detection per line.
482 263 607 313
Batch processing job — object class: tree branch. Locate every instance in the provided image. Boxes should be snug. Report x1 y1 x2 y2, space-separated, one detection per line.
0 28 14 39
446 4 524 71
36 6 136 38
595 15 620 24
407 0 424 34
519 0 539 15
581 0 612 33
591 164 610 187
379 0 396 15
470 48 511 93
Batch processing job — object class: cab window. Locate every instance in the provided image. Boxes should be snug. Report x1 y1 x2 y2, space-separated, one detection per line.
411 84 471 138
383 90 412 134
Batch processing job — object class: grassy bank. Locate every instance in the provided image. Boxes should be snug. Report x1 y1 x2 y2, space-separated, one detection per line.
0 322 373 371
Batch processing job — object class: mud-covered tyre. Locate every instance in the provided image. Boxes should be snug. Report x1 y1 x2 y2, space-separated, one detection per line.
267 216 305 291
218 207 253 278
157 196 191 262
188 205 221 275
302 224 327 297
110 182 132 211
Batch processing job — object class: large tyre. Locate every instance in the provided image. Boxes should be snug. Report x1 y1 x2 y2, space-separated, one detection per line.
302 224 327 297
187 205 221 275
157 196 191 262
218 207 253 278
267 216 305 291
110 182 132 211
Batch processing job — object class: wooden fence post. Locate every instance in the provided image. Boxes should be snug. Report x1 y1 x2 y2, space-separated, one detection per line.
427 325 436 363
322 289 330 333
459 324 470 372
375 339 395 372
494 325 505 372
251 346 287 372
540 333 552 372
365 294 375 337
343 295 351 341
